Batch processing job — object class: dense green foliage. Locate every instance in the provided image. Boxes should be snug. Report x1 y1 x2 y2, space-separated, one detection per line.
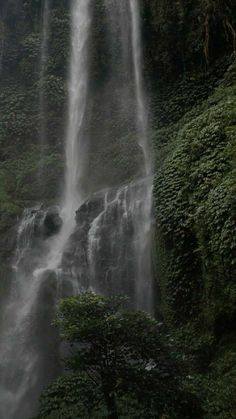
37 293 201 419
153 57 236 418
154 62 236 323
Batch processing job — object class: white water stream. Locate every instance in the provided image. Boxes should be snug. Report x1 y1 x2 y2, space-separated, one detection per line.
0 2 91 417
39 0 50 149
129 0 153 310
0 1 153 416
35 0 91 274
0 208 48 419
0 39 4 74
130 0 150 174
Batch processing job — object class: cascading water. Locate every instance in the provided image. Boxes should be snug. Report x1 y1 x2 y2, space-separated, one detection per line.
0 6 6 75
90 0 153 310
35 0 91 274
63 0 91 227
0 2 91 417
0 207 60 419
0 1 153 417
0 38 4 73
130 0 150 172
129 0 153 310
39 0 50 151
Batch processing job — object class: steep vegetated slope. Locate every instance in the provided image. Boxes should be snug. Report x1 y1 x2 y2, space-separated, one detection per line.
153 62 236 419
143 1 236 417
0 0 236 417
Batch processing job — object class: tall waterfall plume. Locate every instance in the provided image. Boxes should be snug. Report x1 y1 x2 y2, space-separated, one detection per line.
64 0 91 222
39 0 50 151
0 2 153 417
0 208 60 419
0 2 91 418
130 0 150 174
0 38 4 74
130 0 153 310
35 0 91 273
93 0 153 310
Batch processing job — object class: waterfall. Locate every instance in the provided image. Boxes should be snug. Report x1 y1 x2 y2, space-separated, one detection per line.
130 0 150 174
129 0 153 310
0 1 91 417
64 0 91 220
0 211 38 419
0 207 60 419
84 181 152 302
101 0 153 310
0 1 153 416
39 0 50 152
0 39 4 73
40 0 153 307
34 0 91 273
0 6 6 75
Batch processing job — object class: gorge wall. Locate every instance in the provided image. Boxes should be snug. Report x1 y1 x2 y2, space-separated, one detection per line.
144 2 236 417
0 1 236 418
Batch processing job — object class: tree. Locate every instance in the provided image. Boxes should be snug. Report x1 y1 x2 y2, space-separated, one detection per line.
38 293 202 419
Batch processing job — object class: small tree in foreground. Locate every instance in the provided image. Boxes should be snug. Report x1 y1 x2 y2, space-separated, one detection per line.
38 293 202 419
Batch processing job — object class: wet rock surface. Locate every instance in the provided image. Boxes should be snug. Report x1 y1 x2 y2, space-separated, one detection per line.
61 180 151 300
43 206 63 237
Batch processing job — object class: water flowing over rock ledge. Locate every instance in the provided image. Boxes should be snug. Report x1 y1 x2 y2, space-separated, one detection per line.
61 178 153 308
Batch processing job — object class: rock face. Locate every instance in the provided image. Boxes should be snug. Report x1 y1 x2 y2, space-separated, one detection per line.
9 205 62 277
60 177 153 309
61 185 137 298
43 206 63 237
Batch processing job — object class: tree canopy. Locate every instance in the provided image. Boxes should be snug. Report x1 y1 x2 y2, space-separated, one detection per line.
37 292 201 419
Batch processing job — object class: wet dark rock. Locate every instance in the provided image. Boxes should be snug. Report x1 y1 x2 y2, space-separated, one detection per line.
75 193 105 225
21 206 62 239
61 184 147 299
43 206 63 237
